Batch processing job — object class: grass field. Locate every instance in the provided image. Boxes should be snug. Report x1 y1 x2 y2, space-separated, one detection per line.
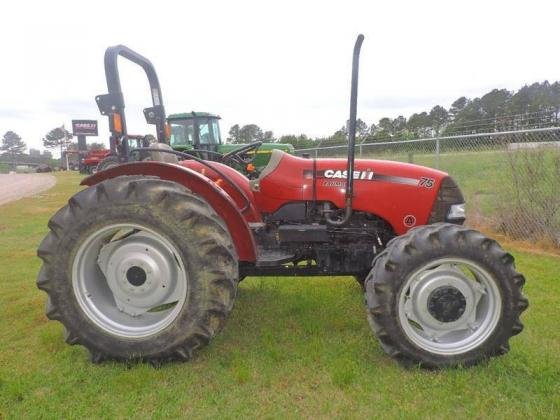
1 172 559 418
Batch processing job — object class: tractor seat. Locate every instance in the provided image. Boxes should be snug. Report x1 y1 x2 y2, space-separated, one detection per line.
147 143 179 164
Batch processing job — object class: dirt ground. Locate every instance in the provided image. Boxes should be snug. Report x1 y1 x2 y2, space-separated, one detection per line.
0 173 57 206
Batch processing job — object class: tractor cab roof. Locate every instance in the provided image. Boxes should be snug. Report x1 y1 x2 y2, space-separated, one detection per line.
167 112 221 121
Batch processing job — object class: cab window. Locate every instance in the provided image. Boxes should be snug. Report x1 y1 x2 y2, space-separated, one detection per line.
211 119 221 144
198 118 212 145
170 121 194 146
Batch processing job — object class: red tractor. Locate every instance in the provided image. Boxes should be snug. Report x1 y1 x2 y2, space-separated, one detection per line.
81 148 111 174
37 36 527 368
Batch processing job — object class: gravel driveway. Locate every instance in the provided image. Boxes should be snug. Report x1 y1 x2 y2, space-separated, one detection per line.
0 173 57 206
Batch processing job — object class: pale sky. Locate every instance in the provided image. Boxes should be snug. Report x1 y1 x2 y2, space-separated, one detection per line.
1 0 559 155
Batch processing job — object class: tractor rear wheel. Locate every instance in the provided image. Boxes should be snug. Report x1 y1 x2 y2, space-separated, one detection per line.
365 223 528 368
96 155 120 172
37 176 238 363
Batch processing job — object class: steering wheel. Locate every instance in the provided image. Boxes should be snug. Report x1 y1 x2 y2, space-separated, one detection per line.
223 141 263 166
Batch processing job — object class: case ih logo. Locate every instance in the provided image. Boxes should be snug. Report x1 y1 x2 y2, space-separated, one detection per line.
323 169 375 180
307 169 433 188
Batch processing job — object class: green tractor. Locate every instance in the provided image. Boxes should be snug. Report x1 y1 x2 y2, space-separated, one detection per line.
168 111 294 172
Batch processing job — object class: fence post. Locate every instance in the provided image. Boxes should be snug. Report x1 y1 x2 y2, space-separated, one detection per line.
315 149 318 158
435 137 440 169
359 144 363 157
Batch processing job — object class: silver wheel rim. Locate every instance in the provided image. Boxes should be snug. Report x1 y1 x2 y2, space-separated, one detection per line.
398 257 501 355
72 223 188 339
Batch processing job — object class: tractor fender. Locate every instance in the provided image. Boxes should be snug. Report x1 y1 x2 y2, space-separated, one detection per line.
81 161 257 262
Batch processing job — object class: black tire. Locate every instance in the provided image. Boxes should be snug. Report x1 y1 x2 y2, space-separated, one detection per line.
97 155 120 172
365 223 528 368
37 176 238 363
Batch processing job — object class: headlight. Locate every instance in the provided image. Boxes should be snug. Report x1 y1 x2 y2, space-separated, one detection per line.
447 203 466 221
428 176 465 224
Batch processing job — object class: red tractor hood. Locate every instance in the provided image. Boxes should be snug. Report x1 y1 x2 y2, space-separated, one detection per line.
253 151 450 235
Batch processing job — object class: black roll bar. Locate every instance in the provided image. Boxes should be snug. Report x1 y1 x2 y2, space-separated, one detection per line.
95 45 167 158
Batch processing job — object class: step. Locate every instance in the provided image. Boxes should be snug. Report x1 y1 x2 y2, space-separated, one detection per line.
255 248 295 267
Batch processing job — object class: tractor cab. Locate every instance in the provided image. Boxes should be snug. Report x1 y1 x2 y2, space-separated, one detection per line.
168 111 295 170
168 112 222 159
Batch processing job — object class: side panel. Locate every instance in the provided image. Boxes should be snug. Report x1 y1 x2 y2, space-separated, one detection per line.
255 153 449 235
81 162 257 262
314 159 447 234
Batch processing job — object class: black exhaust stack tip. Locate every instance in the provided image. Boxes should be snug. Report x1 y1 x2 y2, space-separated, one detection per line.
326 34 364 226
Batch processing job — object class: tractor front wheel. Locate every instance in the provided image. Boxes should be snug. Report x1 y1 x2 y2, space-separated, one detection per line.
37 176 238 363
365 223 528 368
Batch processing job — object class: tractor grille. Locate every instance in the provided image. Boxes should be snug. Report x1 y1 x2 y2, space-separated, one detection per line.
428 177 465 224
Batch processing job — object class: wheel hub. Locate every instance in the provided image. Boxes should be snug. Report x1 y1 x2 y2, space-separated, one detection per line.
72 223 188 339
126 266 147 287
399 258 501 355
427 286 467 323
96 230 184 317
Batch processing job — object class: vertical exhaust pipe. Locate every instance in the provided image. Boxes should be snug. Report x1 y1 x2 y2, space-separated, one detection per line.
326 34 364 226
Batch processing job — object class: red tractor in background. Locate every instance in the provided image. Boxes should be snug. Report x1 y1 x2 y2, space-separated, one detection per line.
80 148 111 174
37 36 527 368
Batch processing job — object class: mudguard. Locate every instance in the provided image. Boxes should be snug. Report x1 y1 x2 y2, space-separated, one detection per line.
81 162 257 262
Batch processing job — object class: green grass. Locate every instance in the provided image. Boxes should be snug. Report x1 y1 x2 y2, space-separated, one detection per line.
1 172 559 418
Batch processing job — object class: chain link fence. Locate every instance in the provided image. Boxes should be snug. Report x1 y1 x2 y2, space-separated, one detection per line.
295 127 560 247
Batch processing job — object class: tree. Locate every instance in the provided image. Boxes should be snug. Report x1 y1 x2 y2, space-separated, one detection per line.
429 105 449 135
507 85 532 116
277 134 314 149
480 89 512 119
228 124 276 143
377 117 393 133
392 116 407 135
449 97 468 121
449 98 484 133
88 142 106 150
1 131 26 166
262 130 275 142
548 82 560 120
407 112 431 137
238 124 263 144
227 124 240 143
278 134 298 147
374 117 395 139
68 141 106 151
326 125 347 145
355 118 369 139
43 126 73 158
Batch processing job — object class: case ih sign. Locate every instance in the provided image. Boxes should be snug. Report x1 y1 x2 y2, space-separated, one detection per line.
72 120 98 136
